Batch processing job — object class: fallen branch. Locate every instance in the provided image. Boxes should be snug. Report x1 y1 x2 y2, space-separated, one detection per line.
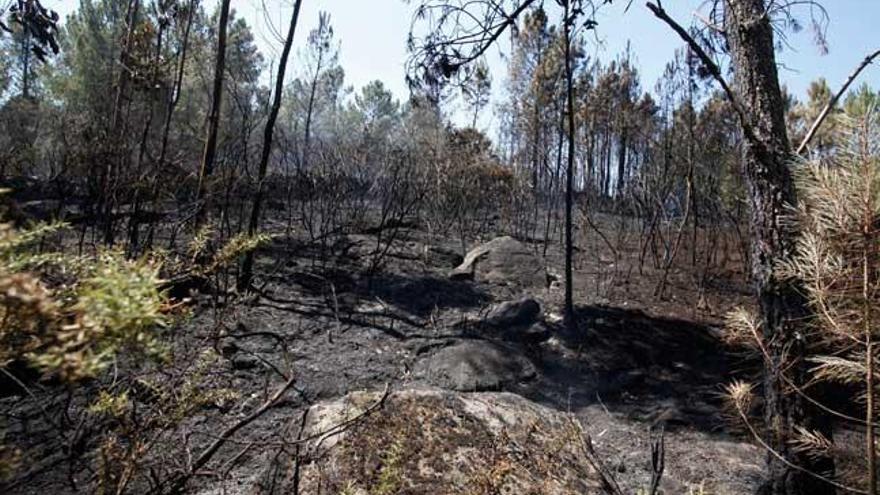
168 375 297 493
311 383 391 452
291 408 309 495
733 406 865 494
187 384 391 451
572 418 625 495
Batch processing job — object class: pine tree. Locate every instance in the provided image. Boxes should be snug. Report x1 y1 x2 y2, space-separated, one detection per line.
728 110 880 494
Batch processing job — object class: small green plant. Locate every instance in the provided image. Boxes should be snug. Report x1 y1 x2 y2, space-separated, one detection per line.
0 208 170 381
29 249 169 380
373 436 406 495
0 201 173 483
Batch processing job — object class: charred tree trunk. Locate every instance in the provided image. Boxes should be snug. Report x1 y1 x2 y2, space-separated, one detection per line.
102 0 140 245
195 0 232 228
586 126 595 194
562 0 576 328
301 42 325 173
724 1 835 493
616 125 627 196
530 85 541 192
238 0 304 291
157 0 196 168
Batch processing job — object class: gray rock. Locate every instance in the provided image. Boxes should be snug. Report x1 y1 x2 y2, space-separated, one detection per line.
484 297 541 328
413 341 536 391
427 245 465 267
449 236 547 289
479 297 550 344
515 321 552 344
232 388 612 495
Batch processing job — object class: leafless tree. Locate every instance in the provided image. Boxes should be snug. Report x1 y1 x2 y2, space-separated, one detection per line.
238 0 304 291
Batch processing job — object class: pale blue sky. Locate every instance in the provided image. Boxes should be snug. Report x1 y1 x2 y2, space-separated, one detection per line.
48 0 880 128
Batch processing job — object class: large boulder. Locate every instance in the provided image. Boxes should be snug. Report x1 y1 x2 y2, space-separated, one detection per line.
482 297 551 344
250 388 606 494
413 341 536 391
194 387 766 495
449 236 547 289
484 296 542 328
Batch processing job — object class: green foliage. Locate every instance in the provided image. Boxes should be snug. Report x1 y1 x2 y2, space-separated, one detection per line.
88 390 131 418
33 250 168 380
50 0 128 116
207 232 272 275
372 437 406 495
355 80 400 139
0 222 169 380
0 217 65 272
843 83 879 120
187 223 215 262
790 78 838 156
790 79 880 158
166 224 272 281
0 191 171 379
0 212 173 483
460 59 492 126
0 220 67 368
778 113 880 339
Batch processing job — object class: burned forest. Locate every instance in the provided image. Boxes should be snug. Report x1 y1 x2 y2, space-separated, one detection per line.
0 0 879 494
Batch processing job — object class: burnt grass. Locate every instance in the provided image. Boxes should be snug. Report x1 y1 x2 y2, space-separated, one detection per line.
5 211 768 494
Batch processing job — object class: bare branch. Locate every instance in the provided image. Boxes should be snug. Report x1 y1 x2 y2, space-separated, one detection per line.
572 418 625 495
796 49 880 155
733 405 867 494
645 2 761 148
407 0 540 91
169 375 298 493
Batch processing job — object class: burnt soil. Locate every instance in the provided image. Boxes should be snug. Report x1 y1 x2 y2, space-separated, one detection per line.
4 212 768 494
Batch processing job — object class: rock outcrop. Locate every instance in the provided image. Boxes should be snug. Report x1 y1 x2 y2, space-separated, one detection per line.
482 296 550 344
449 236 547 289
485 296 541 326
194 386 766 495
252 388 605 494
412 341 536 391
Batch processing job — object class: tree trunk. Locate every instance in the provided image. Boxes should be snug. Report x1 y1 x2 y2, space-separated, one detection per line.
102 0 140 245
616 126 627 195
586 127 595 193
238 0 304 291
724 1 835 493
562 1 576 328
301 45 325 172
530 93 541 191
20 28 31 99
195 0 232 228
158 0 196 168
128 18 169 256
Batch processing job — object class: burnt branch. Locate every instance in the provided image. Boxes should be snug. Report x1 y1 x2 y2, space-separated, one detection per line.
645 2 760 149
796 48 880 155
406 0 540 95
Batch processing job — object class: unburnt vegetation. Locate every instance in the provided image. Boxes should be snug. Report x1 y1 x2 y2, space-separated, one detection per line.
0 0 879 494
